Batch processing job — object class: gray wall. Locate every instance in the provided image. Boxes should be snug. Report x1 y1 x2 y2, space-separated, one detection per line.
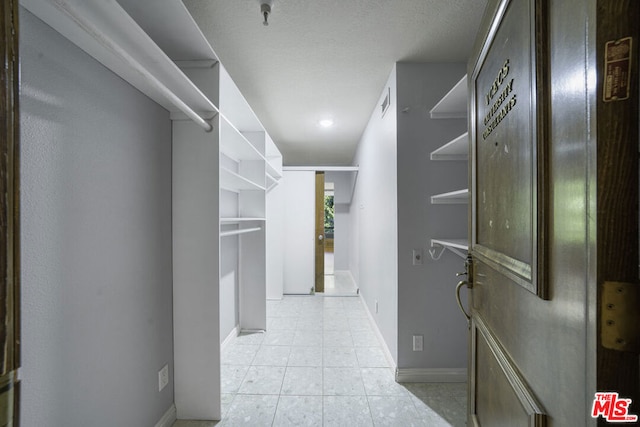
220 233 239 340
395 63 468 370
266 178 285 300
350 63 469 371
20 10 174 427
219 156 240 339
350 67 399 362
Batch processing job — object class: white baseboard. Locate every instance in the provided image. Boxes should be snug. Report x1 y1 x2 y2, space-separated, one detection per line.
395 368 467 383
356 292 466 384
155 403 177 427
358 292 397 373
221 325 239 352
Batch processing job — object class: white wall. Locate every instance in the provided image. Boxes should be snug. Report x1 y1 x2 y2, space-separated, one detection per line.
395 63 468 371
349 66 399 363
172 119 221 419
266 180 285 300
349 63 469 373
220 156 240 338
21 9 174 426
283 171 315 294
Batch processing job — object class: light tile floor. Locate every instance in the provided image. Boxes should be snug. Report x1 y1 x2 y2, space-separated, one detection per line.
323 272 359 296
174 295 467 427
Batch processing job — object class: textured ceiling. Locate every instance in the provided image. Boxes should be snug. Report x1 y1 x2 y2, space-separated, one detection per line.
184 0 488 165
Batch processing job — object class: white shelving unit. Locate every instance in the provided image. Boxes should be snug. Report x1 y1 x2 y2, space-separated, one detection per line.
220 119 267 162
220 217 267 223
431 189 469 204
220 167 266 192
430 132 469 161
430 238 469 259
175 58 282 418
22 0 284 421
221 227 262 238
22 0 219 130
429 75 469 260
429 75 468 119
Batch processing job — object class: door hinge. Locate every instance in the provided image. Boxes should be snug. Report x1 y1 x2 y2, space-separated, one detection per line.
601 281 640 352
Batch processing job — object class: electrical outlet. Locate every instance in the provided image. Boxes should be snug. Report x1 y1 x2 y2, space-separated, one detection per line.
413 335 424 351
412 249 423 265
158 364 169 392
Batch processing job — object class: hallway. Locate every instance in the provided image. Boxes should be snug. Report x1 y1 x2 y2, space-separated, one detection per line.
174 295 467 426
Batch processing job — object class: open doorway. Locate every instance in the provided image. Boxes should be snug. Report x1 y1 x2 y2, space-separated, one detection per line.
324 182 335 276
322 175 358 296
283 168 359 296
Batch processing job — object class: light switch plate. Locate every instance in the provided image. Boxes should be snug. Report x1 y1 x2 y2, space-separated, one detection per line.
413 249 423 265
158 364 169 391
413 335 424 351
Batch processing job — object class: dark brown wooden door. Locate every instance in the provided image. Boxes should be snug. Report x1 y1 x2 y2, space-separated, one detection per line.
315 172 324 293
0 0 20 425
467 0 638 425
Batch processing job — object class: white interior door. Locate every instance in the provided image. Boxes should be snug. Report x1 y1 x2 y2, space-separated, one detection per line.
283 171 315 294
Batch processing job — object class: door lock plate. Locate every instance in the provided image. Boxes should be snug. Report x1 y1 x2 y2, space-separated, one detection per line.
601 281 640 352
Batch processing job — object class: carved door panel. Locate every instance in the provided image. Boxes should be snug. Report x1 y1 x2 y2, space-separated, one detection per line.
469 0 549 424
467 0 638 425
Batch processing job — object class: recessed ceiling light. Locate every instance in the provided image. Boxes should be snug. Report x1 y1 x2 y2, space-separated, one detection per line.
319 119 334 128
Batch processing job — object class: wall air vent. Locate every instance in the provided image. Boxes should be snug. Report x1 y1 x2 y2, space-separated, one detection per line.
381 87 390 117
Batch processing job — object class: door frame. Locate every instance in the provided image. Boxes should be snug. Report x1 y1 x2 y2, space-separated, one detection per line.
595 0 640 408
0 0 21 424
315 171 325 293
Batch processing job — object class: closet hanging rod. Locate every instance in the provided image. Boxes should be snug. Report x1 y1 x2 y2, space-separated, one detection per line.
51 0 214 132
220 227 262 237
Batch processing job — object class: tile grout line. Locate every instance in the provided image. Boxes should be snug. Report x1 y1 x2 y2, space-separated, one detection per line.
225 295 463 426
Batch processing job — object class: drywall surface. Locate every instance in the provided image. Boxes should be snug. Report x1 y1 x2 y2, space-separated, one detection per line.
395 63 469 370
220 231 239 339
172 119 221 419
20 10 173 427
220 178 240 338
266 180 285 300
349 67 399 363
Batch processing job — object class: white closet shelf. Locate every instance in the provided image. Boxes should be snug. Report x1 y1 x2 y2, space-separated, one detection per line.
23 0 218 132
430 132 469 161
266 161 283 180
220 217 266 223
430 75 468 119
429 239 469 260
220 227 262 237
431 239 468 250
266 181 278 192
430 239 468 259
220 167 265 192
431 189 469 204
219 67 264 133
220 118 267 162
117 0 218 63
